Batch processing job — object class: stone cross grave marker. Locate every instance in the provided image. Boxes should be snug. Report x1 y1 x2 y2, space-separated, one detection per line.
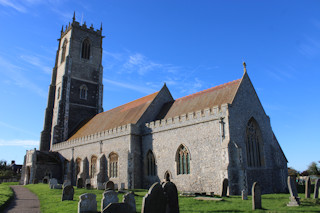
123 192 136 212
105 180 115 190
101 190 119 211
142 182 166 213
287 176 300 206
62 185 74 201
221 178 228 197
314 178 320 199
102 203 133 213
241 189 248 200
162 181 179 213
78 193 96 213
305 176 311 198
252 182 262 210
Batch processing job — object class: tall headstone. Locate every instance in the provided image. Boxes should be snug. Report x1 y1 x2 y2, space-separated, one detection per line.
123 192 136 212
105 180 115 190
314 178 320 199
102 203 133 213
78 193 97 213
77 178 84 188
305 176 311 198
162 181 179 213
63 180 71 188
85 179 91 189
101 190 119 211
252 182 262 210
142 182 166 213
221 179 228 197
287 176 300 206
241 189 248 200
62 185 74 201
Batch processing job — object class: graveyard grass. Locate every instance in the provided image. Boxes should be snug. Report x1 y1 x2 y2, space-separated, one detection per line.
25 184 320 213
0 182 18 211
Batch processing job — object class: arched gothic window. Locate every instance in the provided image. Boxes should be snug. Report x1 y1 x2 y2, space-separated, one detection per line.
147 150 156 176
176 145 190 175
81 38 90 59
80 85 88 100
90 155 97 178
76 158 81 176
61 39 68 63
109 152 118 178
246 118 264 167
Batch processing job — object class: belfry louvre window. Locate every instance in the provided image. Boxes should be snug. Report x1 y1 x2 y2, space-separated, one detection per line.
246 118 264 167
176 145 190 175
147 151 156 176
61 39 68 63
90 156 97 178
81 38 90 59
80 85 88 100
109 152 118 178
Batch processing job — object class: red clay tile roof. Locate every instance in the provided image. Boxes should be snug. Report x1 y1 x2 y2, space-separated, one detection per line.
158 79 241 119
68 91 159 140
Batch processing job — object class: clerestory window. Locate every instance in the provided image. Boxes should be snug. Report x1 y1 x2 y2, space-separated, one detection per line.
176 144 190 175
109 152 118 178
90 155 97 178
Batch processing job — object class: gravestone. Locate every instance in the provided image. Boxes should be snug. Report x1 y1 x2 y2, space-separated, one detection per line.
102 203 133 213
105 180 115 190
78 193 97 213
77 178 84 188
252 182 262 210
221 179 228 197
63 180 71 188
62 185 74 201
287 176 300 206
241 189 248 200
142 182 166 213
314 178 320 199
52 184 62 189
85 179 91 189
97 182 104 190
42 176 49 184
123 192 136 213
305 176 311 198
101 190 119 211
49 178 58 189
33 178 38 184
162 181 179 213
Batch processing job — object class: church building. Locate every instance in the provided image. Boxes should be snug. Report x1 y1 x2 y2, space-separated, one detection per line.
21 16 288 195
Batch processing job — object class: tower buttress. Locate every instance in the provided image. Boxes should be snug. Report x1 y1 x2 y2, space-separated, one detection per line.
40 15 104 151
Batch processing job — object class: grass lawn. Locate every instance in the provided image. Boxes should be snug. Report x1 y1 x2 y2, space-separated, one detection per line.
25 184 320 213
0 182 19 211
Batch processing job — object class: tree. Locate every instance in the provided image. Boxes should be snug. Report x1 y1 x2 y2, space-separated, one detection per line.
288 167 299 176
307 161 320 175
0 160 8 170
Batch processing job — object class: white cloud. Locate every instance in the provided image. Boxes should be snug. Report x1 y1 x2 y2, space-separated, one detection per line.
20 55 52 74
123 53 162 75
0 139 38 147
0 121 38 137
0 0 26 13
103 78 156 94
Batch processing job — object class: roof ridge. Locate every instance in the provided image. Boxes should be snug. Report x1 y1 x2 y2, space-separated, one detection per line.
176 78 241 101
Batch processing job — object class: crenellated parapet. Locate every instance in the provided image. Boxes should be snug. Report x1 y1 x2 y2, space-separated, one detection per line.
144 103 229 134
51 123 139 151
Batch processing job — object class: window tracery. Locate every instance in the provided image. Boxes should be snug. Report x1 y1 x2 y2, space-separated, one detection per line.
176 144 190 175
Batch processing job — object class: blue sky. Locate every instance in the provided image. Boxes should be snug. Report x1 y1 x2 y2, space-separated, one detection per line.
0 0 319 172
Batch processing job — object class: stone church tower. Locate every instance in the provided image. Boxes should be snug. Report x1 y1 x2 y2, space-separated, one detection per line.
40 14 104 151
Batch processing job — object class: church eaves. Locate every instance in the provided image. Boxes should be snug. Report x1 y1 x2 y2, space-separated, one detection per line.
156 78 241 120
68 91 159 140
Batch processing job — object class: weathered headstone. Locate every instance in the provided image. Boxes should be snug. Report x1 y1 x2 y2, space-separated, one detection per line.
314 178 320 199
77 178 84 188
252 182 262 210
241 189 248 200
287 176 300 206
123 192 136 212
102 203 133 213
221 178 228 197
62 185 74 201
42 176 49 184
101 190 119 211
52 184 62 189
63 180 71 188
162 181 179 213
49 178 58 189
305 176 311 198
85 179 91 189
33 178 38 184
97 182 104 190
78 193 97 213
141 182 166 213
105 180 115 190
